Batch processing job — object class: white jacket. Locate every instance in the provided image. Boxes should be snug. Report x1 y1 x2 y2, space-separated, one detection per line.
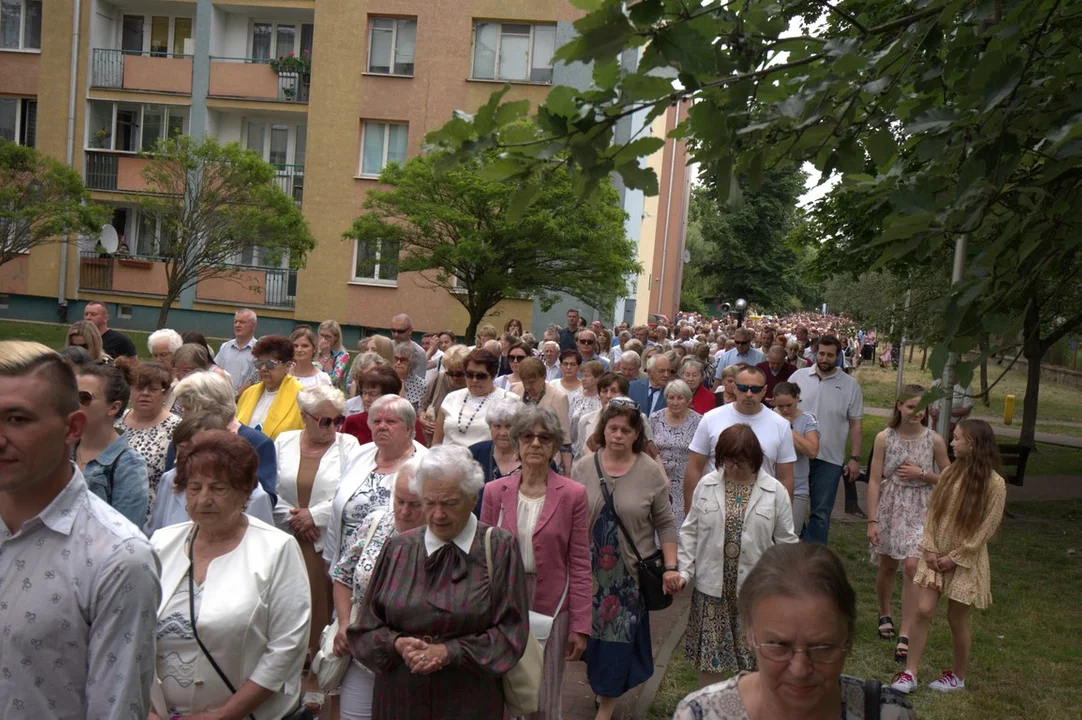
272 431 362 553
678 468 798 597
150 518 311 720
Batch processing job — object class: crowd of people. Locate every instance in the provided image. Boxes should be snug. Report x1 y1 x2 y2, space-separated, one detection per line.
0 302 1010 720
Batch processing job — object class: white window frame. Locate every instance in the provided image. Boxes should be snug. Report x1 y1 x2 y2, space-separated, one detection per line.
0 97 35 147
350 238 399 286
357 121 407 178
249 21 303 61
120 15 194 56
86 102 188 153
470 22 555 84
0 0 42 52
130 208 173 258
366 17 416 76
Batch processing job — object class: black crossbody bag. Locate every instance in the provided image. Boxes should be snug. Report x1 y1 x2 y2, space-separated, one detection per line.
594 453 673 612
187 526 314 720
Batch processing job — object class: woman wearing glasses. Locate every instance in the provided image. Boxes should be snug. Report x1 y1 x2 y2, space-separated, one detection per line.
674 543 914 720
494 340 531 391
66 320 111 364
675 425 798 688
236 335 305 440
418 344 469 443
393 341 427 409
273 384 362 660
432 348 519 448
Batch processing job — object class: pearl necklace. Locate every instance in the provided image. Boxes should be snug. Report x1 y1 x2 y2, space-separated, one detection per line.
457 392 490 434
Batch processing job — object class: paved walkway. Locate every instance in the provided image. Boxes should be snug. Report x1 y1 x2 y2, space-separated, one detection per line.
862 406 1082 448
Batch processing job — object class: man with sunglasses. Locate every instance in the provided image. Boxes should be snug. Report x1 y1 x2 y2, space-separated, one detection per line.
0 342 161 718
684 365 796 517
713 328 765 382
791 335 865 543
573 329 610 371
390 313 427 380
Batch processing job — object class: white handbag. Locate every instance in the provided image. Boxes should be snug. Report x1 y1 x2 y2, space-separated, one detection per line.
498 505 569 650
311 510 385 692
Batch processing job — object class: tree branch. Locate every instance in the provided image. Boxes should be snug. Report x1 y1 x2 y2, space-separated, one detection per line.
812 0 869 35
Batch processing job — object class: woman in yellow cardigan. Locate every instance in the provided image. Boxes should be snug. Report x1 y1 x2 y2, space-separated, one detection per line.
236 335 305 439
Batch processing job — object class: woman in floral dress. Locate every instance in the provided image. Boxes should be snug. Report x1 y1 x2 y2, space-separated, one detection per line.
648 379 701 528
866 384 950 662
116 360 179 520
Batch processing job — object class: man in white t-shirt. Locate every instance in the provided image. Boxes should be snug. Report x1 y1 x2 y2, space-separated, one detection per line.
683 365 796 516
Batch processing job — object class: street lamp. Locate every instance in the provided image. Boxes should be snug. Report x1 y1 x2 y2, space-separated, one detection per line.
733 298 748 327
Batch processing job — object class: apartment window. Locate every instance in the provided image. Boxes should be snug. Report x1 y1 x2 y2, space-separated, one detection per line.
88 101 188 152
140 105 186 151
134 210 174 257
245 120 305 167
252 22 314 61
367 18 416 76
120 14 192 56
0 97 36 146
471 22 555 84
353 238 399 283
0 0 41 51
359 122 407 176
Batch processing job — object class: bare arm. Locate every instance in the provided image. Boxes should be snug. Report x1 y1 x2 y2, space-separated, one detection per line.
791 427 819 459
683 452 707 517
846 417 863 480
866 432 887 544
431 408 446 445
775 461 794 499
928 433 951 484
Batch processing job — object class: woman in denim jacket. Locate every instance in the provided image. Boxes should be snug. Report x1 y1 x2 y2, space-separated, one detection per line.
74 363 149 527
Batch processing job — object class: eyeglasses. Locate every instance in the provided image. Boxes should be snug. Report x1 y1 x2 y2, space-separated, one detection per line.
736 383 765 394
509 354 528 362
608 397 640 410
735 341 751 346
520 432 555 445
253 359 283 370
465 371 491 381
78 390 95 406
749 637 850 665
577 339 595 345
360 389 383 399
391 327 410 335
445 370 466 379
304 411 346 430
134 385 164 395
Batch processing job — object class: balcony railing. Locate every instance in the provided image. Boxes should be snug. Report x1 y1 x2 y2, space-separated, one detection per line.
208 57 310 103
90 49 193 94
273 164 304 205
85 151 119 191
79 252 115 291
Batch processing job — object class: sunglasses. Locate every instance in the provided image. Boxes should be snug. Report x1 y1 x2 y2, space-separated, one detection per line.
735 341 751 346
608 397 640 410
445 370 466 379
465 371 490 381
520 432 555 445
253 359 283 370
577 339 595 345
509 354 528 362
304 411 346 430
736 383 765 394
78 390 95 406
391 327 410 334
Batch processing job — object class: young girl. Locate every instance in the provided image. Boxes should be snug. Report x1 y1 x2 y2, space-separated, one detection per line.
890 418 1007 694
867 385 951 663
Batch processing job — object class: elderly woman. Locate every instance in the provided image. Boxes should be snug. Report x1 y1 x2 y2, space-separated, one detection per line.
318 319 351 389
649 379 702 528
675 425 798 687
172 342 214 382
74 363 149 526
480 406 591 720
117 361 180 512
149 431 311 720
331 459 426 720
393 341 427 409
468 395 525 515
343 366 428 446
674 543 915 719
511 357 573 474
66 320 110 363
145 412 275 535
681 358 717 416
290 325 332 388
552 349 583 395
273 384 362 659
433 348 519 447
181 331 233 381
324 395 428 575
345 352 388 416
418 344 469 442
713 363 740 406
568 360 603 456
237 335 304 440
148 328 183 370
571 402 679 720
349 445 530 720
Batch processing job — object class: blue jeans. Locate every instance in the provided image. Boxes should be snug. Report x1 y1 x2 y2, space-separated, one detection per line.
802 459 844 544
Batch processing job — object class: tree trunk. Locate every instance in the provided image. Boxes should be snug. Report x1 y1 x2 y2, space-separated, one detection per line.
920 345 928 371
978 331 990 406
908 343 915 363
157 280 184 328
1019 299 1042 449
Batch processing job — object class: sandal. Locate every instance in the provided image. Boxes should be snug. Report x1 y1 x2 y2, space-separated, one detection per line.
877 616 896 640
895 636 909 662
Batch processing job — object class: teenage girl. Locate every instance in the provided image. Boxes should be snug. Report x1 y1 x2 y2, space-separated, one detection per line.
890 418 1006 694
867 385 950 663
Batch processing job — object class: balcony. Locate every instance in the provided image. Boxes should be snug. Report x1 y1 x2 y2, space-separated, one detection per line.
273 164 304 206
84 151 153 193
208 58 309 103
79 251 297 309
90 49 193 95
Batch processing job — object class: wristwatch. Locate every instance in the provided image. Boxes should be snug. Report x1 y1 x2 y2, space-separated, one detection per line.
849 455 860 461
664 564 679 572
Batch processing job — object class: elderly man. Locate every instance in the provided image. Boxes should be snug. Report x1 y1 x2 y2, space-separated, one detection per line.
559 308 583 351
756 345 796 408
574 329 611 371
540 340 562 381
390 313 427 379
683 365 796 515
83 300 137 358
148 328 183 370
215 308 259 394
713 327 765 381
618 348 645 383
628 352 674 415
0 342 161 717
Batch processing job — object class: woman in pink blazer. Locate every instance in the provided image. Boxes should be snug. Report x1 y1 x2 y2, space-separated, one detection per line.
480 405 592 720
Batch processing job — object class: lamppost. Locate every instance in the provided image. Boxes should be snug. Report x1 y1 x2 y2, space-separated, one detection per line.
733 298 748 327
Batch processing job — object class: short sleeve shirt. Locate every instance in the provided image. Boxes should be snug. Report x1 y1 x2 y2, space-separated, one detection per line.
790 367 863 466
789 411 820 496
688 403 797 476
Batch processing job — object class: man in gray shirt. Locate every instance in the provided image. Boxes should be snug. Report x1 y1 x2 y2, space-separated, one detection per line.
216 308 259 394
0 341 161 718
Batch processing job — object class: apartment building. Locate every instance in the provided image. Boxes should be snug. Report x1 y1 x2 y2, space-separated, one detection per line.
0 0 690 340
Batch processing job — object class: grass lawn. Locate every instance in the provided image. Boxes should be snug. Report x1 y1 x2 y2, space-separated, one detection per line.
649 501 1082 720
0 319 227 362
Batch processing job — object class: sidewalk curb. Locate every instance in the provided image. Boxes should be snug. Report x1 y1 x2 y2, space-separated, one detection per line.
633 606 690 719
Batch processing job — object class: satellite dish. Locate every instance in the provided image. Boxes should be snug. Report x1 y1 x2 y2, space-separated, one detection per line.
682 249 691 263
100 224 119 254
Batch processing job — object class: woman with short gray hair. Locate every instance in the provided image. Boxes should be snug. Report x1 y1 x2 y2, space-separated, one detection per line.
468 395 525 515
481 406 592 719
367 393 417 432
273 384 363 659
680 358 717 415
394 341 427 409
351 444 530 720
147 328 183 369
650 379 702 527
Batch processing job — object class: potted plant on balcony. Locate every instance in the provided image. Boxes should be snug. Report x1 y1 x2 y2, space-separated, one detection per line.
269 50 311 100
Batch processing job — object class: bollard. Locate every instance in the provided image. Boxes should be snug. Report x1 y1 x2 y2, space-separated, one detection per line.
1004 394 1015 425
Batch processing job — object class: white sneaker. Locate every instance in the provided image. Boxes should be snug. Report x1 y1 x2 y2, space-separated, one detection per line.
928 670 966 692
890 670 917 693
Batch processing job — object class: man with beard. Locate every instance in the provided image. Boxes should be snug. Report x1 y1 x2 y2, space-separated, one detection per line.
791 335 865 543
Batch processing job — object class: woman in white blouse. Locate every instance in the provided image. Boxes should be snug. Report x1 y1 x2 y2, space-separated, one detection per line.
432 348 519 447
290 325 333 388
150 431 310 720
273 384 361 660
323 395 428 575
